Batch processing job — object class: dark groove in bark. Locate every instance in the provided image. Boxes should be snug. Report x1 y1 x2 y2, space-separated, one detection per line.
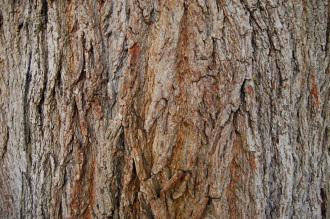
38 0 49 132
23 51 32 154
113 129 125 217
0 10 3 30
325 2 330 53
320 188 327 219
0 126 8 161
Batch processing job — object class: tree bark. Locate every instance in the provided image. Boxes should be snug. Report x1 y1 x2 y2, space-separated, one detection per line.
0 0 329 218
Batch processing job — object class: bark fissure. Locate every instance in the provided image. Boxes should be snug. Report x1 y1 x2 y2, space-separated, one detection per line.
0 125 9 161
23 51 32 161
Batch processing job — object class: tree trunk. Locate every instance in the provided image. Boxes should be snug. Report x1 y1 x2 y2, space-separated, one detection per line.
0 0 329 218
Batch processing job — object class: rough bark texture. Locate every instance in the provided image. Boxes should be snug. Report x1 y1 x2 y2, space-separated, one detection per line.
0 0 329 218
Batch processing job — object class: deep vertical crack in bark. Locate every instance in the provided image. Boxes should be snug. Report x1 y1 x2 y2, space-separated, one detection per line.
23 51 32 166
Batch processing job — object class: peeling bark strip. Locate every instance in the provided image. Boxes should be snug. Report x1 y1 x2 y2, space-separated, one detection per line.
0 0 329 218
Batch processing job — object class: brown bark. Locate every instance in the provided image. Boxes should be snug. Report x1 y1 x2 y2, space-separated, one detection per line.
0 0 329 218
